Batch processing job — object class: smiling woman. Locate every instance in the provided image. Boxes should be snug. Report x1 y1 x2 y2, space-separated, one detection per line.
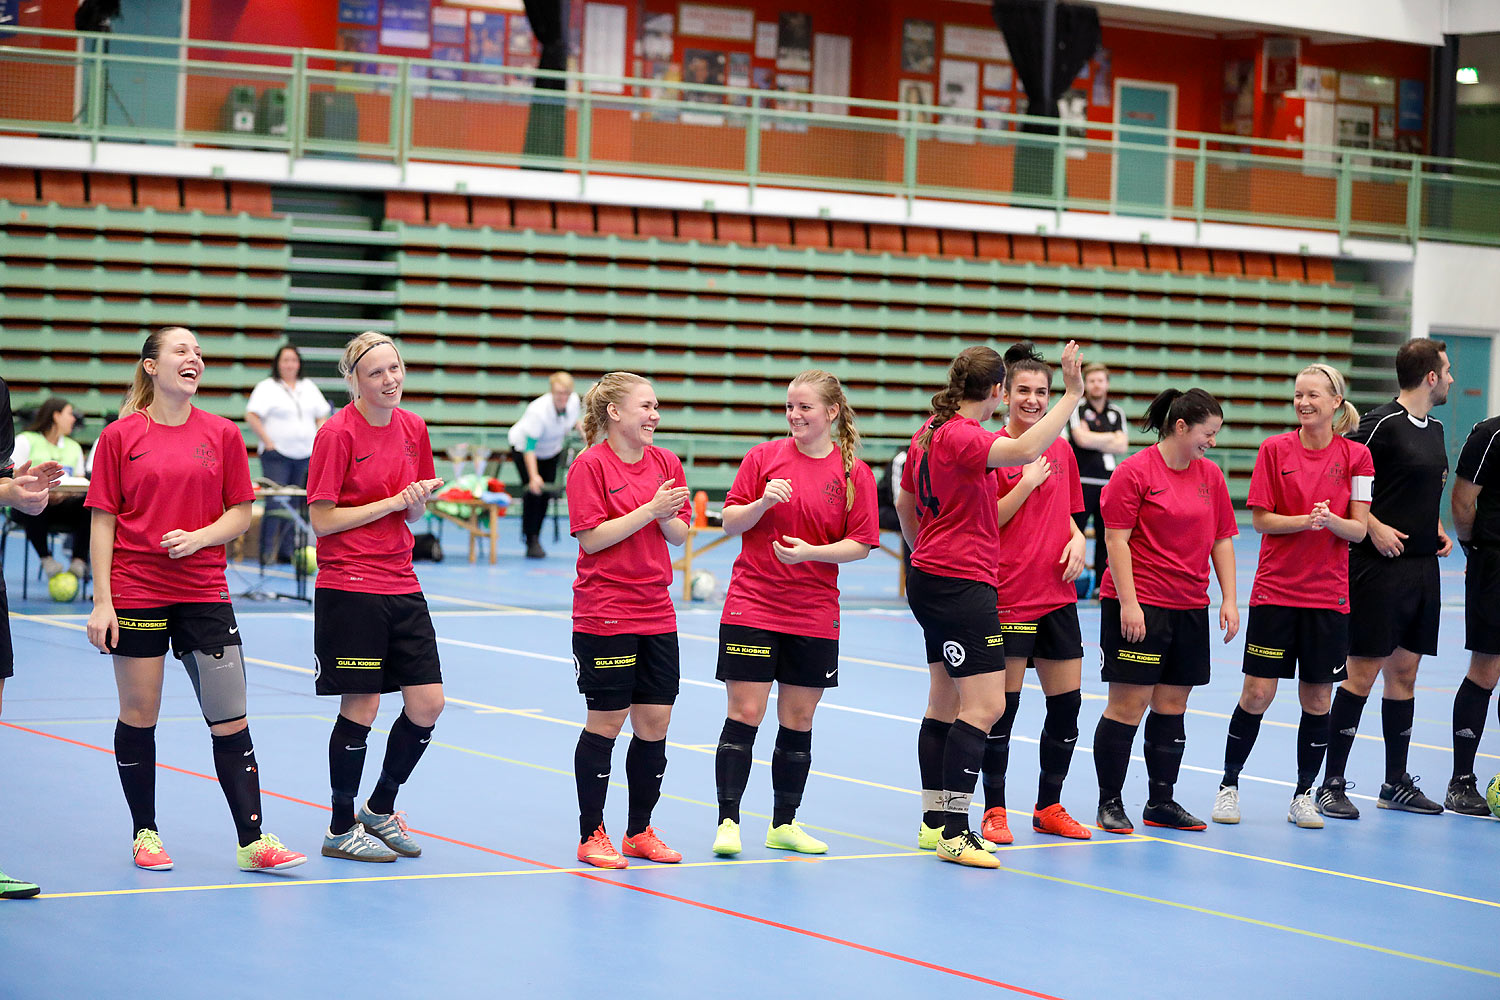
82 326 307 875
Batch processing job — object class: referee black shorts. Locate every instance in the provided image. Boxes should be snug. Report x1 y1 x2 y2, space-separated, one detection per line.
1348 550 1440 658
1465 546 1500 655
1241 604 1349 683
1100 598 1211 687
906 566 1005 678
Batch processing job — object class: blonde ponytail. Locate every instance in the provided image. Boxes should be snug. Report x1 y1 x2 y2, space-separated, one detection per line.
1300 363 1359 435
790 369 860 511
120 327 189 417
582 372 650 446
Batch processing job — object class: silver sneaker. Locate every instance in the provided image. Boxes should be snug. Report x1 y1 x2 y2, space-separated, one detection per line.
357 803 422 857
1211 784 1240 824
322 822 397 862
1287 792 1324 829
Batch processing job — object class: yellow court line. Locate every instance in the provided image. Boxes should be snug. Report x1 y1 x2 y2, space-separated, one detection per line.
37 849 929 901
1135 834 1500 910
1003 866 1500 979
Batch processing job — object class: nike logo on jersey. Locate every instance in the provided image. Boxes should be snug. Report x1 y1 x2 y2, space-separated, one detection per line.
354 454 373 463
129 451 149 462
1005 471 1021 481
1281 469 1296 475
608 485 627 493
1148 488 1167 496
228 626 238 635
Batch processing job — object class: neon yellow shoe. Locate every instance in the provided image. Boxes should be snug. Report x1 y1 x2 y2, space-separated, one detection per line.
936 829 1002 869
712 819 742 856
764 821 827 855
920 822 997 852
237 833 308 872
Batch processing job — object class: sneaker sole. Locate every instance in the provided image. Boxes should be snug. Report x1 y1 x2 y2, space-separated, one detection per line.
623 850 681 863
935 850 1001 869
1211 815 1240 824
1376 799 1443 815
1445 802 1494 817
0 886 41 899
765 839 827 854
366 835 422 858
1033 822 1091 840
321 846 397 862
134 861 173 871
1288 816 1325 829
578 855 629 869
240 856 310 872
712 844 741 856
1098 823 1134 835
1142 819 1207 831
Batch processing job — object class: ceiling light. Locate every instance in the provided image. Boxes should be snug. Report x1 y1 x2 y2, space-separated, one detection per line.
1456 67 1479 85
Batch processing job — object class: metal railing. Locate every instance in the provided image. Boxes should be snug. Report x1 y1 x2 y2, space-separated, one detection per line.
2 25 1497 247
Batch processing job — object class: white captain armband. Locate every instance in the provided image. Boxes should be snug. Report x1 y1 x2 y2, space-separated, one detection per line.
1351 476 1373 504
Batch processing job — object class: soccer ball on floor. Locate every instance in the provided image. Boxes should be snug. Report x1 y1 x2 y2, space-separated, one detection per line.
294 545 318 574
48 571 80 602
1486 774 1500 819
689 570 716 601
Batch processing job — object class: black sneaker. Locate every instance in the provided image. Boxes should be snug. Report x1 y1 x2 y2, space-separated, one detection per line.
1377 773 1443 815
1445 774 1491 816
1096 797 1134 835
525 539 547 559
1142 799 1207 831
1316 777 1360 819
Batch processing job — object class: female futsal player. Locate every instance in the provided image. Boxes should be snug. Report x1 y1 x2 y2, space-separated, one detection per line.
307 332 446 864
895 341 1083 868
1211 365 1370 829
1092 388 1238 835
711 371 880 857
567 373 691 869
980 343 1092 845
84 327 307 873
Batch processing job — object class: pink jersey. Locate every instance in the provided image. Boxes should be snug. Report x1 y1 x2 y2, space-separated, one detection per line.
1246 431 1374 610
306 403 437 595
86 408 254 606
720 438 880 640
994 433 1085 621
568 441 689 636
1099 445 1238 609
904 416 1005 588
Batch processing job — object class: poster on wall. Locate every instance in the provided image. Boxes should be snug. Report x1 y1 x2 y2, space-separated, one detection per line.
982 62 1012 92
381 0 431 49
466 11 505 90
506 12 540 86
777 12 812 72
336 27 379 75
679 3 754 42
1338 73 1395 104
682 49 726 125
943 24 1008 62
1398 79 1425 131
583 3 627 92
339 0 380 26
899 79 934 123
901 19 935 74
980 94 1011 141
1377 105 1395 141
641 12 673 61
728 51 751 105
754 21 778 60
1262 37 1299 95
1303 97 1336 166
938 58 978 142
1058 87 1087 157
1221 59 1254 136
774 73 811 131
1090 49 1111 107
811 33 850 116
1335 103 1374 149
429 6 467 86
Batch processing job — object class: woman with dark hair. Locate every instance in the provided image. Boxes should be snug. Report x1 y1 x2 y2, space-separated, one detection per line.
246 344 331 564
1092 388 1239 835
978 343 1092 845
10 396 90 583
894 341 1083 868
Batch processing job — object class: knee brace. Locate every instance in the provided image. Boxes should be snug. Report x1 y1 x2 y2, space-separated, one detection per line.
182 646 248 727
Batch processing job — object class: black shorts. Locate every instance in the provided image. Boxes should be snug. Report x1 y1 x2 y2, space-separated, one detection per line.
999 604 1084 662
716 624 840 688
1465 546 1500 655
109 603 242 660
314 589 443 695
1348 551 1440 658
1241 604 1349 683
0 584 12 680
1099 598 1211 687
573 631 679 712
905 566 1005 678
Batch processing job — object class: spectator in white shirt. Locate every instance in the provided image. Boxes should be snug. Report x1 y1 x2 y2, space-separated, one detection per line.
245 344 332 563
508 371 582 559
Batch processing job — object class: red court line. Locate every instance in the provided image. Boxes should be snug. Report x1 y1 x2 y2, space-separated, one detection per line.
3 719 1065 998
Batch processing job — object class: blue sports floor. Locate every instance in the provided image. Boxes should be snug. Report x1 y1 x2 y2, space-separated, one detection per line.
2 526 1497 998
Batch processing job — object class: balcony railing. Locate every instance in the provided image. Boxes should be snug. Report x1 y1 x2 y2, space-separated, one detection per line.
2 25 1497 246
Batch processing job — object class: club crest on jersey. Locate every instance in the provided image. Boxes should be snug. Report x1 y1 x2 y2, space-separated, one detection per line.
942 641 966 667
194 443 218 470
823 480 845 505
1327 461 1345 482
404 440 418 463
1197 482 1211 502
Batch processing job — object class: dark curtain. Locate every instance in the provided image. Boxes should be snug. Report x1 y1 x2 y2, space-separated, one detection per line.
521 0 567 160
990 0 1101 197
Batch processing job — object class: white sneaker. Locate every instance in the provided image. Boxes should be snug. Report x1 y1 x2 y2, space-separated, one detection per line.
1211 784 1241 824
1287 792 1324 829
